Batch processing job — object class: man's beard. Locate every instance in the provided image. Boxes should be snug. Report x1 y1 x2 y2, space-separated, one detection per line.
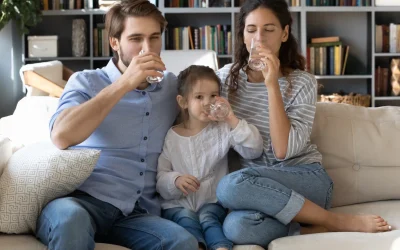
120 47 132 68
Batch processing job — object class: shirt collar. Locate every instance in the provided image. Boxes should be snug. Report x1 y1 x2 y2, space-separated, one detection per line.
104 58 162 92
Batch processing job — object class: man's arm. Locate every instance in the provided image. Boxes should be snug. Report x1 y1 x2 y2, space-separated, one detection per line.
51 79 129 149
52 52 165 149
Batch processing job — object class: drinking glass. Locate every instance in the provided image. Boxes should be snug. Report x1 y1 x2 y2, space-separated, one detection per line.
248 37 266 71
139 49 164 83
203 101 230 119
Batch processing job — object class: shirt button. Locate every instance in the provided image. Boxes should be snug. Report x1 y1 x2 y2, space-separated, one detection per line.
142 92 146 96
146 112 149 116
140 172 143 176
141 159 144 162
137 190 141 194
144 136 147 140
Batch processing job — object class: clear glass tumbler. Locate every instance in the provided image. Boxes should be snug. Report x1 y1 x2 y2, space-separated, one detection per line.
204 101 230 119
139 49 164 83
248 37 266 71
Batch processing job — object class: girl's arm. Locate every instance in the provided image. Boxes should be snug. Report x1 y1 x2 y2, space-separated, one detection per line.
230 119 264 160
156 144 183 200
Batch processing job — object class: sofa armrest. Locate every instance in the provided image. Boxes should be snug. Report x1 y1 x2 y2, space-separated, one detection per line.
0 115 13 138
0 136 13 176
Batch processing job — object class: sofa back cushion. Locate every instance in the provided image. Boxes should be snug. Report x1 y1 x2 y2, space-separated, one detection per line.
8 96 59 147
311 102 400 207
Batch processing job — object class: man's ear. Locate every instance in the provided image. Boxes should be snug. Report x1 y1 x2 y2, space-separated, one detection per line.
176 95 187 109
110 37 120 52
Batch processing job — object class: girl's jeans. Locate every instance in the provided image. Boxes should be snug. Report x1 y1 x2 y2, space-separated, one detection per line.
163 203 233 250
216 163 333 248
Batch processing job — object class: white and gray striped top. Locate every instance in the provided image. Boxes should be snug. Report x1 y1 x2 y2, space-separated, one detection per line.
217 63 322 168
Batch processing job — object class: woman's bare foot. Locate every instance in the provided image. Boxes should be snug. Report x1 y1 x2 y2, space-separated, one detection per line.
301 225 329 235
326 213 392 233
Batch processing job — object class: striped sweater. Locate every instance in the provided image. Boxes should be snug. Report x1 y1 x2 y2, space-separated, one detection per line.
217 64 322 168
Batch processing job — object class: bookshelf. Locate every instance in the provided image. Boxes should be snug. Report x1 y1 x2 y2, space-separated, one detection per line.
23 0 400 107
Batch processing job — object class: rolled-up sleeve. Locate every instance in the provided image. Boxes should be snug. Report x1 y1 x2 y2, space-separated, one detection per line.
49 72 93 132
274 75 317 161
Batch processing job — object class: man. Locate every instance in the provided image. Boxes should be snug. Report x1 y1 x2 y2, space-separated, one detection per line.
36 1 198 249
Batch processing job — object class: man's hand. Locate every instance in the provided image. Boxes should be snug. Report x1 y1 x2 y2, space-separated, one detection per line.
175 175 200 196
119 51 166 91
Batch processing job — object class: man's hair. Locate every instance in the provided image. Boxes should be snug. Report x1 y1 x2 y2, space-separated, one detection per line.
105 0 167 60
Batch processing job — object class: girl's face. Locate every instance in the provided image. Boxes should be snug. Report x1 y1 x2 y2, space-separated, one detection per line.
181 79 220 123
243 7 289 57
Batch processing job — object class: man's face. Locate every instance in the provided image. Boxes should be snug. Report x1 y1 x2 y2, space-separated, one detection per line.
112 16 163 71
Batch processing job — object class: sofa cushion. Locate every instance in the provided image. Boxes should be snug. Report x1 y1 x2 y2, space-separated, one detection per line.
0 142 99 234
0 235 130 250
311 103 400 207
0 136 12 176
268 230 400 250
8 96 59 147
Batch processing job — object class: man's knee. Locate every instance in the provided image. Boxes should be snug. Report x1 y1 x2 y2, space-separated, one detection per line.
38 197 93 236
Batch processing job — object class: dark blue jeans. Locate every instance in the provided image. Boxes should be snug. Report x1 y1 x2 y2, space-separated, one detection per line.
162 203 233 250
36 191 198 250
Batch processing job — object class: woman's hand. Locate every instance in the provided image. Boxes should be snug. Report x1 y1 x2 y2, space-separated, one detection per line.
257 46 280 88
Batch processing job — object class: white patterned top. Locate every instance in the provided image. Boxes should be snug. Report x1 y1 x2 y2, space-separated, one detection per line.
216 63 322 168
156 119 263 212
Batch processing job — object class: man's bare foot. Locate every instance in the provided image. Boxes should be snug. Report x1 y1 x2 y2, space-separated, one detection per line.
301 225 329 235
326 213 392 233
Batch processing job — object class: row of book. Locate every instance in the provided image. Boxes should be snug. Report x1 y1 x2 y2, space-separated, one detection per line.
165 0 300 8
93 24 111 57
165 25 232 55
306 37 349 75
375 24 400 53
40 0 93 10
306 0 371 6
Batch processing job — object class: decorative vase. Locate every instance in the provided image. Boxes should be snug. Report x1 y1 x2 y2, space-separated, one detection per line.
72 19 87 57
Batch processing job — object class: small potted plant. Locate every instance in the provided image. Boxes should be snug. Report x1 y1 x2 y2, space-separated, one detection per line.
0 0 42 34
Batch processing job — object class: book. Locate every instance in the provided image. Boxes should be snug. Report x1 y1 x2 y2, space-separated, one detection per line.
311 36 340 44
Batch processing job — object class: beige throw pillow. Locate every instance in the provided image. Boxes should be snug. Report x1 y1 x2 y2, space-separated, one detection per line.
0 142 100 234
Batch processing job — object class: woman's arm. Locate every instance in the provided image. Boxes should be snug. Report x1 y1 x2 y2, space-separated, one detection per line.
269 75 318 161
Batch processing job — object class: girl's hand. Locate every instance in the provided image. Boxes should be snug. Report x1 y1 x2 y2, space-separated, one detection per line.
257 46 280 88
175 175 200 196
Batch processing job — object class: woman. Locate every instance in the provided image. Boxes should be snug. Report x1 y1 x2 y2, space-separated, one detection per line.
215 0 391 247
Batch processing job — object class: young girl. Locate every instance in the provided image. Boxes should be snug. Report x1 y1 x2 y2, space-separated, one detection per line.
214 0 392 248
156 65 264 250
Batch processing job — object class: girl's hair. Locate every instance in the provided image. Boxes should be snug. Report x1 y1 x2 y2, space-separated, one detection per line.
227 0 305 90
177 65 221 122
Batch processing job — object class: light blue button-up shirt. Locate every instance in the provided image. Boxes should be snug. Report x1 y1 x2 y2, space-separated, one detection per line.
49 59 179 216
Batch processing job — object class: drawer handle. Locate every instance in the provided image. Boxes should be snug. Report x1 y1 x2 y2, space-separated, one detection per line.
33 45 48 51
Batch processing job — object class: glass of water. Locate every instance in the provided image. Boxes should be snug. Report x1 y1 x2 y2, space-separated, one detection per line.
248 37 266 71
203 101 230 119
139 50 164 84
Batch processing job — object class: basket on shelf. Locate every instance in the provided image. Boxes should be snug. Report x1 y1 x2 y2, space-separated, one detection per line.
319 93 371 107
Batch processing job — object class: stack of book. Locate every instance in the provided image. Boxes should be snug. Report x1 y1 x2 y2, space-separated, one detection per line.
306 36 350 76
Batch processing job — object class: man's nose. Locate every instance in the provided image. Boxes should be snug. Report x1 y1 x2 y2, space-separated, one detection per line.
142 39 151 52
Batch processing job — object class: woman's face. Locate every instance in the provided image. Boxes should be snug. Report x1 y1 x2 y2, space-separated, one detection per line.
243 7 289 57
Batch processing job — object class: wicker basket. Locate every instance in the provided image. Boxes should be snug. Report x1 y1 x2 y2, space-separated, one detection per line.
319 93 371 107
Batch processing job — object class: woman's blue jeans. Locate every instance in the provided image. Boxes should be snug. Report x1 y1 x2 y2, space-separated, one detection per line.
216 163 333 248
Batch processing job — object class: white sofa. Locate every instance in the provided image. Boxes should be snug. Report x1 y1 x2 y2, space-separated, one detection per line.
1 97 400 250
